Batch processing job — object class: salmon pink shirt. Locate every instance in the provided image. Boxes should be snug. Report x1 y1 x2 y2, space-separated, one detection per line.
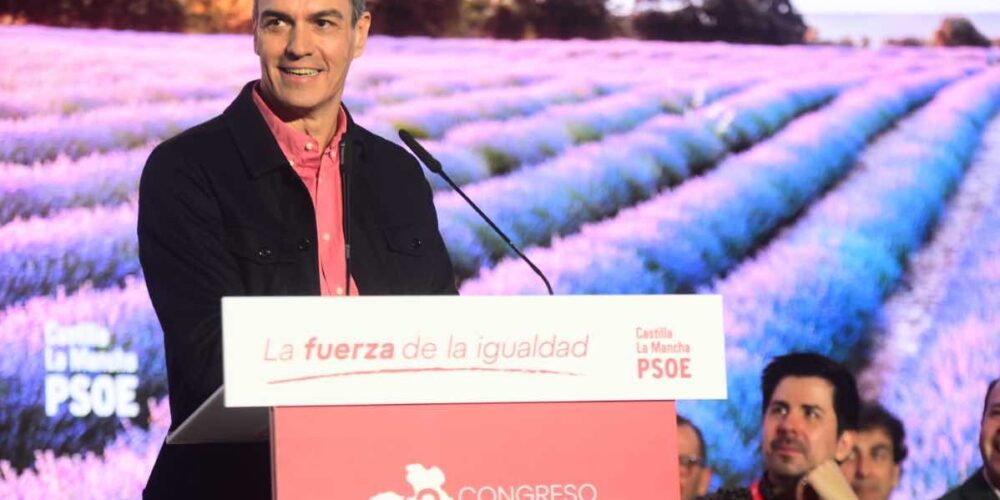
252 86 357 297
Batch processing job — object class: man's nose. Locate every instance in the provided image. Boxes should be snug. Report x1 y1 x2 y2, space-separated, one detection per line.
854 454 871 478
285 26 313 58
777 412 804 434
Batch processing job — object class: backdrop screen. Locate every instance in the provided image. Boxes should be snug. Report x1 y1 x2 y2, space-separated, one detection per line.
1 8 999 498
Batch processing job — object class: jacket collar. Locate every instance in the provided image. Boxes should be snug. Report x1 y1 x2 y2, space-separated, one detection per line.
224 80 360 179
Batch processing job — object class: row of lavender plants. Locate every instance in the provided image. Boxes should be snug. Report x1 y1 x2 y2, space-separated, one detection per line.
414 77 742 191
0 70 841 309
875 118 1000 498
0 73 676 225
3 25 982 112
0 78 705 227
439 74 855 277
675 67 1000 487
0 203 139 309
0 398 169 500
0 72 648 166
460 68 967 294
360 76 637 139
0 146 153 225
0 71 770 310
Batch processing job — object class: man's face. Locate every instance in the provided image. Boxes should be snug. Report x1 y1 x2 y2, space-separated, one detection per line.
840 427 899 500
762 376 853 482
677 423 711 500
981 383 1000 487
253 0 369 117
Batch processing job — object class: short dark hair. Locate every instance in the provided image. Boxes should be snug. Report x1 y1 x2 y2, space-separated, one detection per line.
253 0 366 26
761 352 860 435
858 403 908 465
985 378 1000 419
677 414 708 464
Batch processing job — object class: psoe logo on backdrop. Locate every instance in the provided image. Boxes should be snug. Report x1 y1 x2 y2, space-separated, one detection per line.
372 464 599 500
43 321 140 418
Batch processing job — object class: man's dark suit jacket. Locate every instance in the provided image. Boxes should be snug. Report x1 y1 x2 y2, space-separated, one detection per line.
938 468 1000 500
138 81 457 499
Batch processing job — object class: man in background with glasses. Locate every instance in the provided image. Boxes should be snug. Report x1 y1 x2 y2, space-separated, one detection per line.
678 414 713 500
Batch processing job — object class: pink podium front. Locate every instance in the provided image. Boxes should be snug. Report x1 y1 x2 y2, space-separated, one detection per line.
273 402 678 498
172 295 726 499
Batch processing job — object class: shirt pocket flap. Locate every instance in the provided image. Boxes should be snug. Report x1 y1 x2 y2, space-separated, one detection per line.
382 224 429 257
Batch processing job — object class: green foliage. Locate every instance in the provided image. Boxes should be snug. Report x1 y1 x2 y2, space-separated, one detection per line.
634 0 807 45
367 0 463 37
2 0 186 31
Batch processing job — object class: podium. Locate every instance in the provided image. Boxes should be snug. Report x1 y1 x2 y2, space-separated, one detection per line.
168 295 727 499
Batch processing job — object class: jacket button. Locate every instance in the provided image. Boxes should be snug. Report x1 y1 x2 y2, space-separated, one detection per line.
297 238 311 251
410 238 422 250
258 248 273 259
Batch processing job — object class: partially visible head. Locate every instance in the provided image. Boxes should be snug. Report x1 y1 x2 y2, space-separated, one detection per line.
254 0 365 25
981 378 1000 488
676 414 712 500
761 353 860 485
841 403 907 500
252 0 370 119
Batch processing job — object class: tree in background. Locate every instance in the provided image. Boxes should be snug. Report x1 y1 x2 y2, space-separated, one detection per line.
533 0 614 39
474 0 613 40
179 0 252 33
633 0 807 45
367 0 463 37
932 16 992 48
1 0 186 31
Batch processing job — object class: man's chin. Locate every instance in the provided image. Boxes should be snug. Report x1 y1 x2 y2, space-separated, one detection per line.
766 461 809 485
851 484 884 500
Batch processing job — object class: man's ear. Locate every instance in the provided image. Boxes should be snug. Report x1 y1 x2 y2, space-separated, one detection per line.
697 467 713 496
890 464 901 488
835 430 856 462
252 20 261 56
352 12 372 59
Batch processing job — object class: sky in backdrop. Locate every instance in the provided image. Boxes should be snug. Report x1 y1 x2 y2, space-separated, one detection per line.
609 0 1000 14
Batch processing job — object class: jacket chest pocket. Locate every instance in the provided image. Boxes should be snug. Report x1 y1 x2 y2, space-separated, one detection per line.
224 226 298 292
381 223 436 290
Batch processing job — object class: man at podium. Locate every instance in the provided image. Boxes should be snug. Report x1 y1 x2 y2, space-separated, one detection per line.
137 0 456 498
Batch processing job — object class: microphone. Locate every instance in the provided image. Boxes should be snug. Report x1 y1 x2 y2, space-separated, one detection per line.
339 139 351 295
398 129 554 296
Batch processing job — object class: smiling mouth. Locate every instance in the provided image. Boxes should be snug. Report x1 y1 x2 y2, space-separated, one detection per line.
281 68 321 76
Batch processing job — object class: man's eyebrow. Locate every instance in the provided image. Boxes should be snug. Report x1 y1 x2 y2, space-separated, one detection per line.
259 9 292 20
310 9 345 20
801 404 823 412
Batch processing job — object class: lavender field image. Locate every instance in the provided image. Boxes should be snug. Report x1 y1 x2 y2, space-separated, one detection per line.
1 24 999 498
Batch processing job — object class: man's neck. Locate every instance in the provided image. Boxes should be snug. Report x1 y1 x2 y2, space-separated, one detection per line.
257 85 341 151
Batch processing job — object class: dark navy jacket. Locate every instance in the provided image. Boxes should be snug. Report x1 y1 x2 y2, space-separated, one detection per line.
138 81 456 499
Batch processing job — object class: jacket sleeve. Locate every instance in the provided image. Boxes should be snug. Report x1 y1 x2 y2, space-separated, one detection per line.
137 144 245 428
412 154 459 295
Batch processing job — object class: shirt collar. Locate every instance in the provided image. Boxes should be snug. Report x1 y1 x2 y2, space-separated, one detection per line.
251 84 348 169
